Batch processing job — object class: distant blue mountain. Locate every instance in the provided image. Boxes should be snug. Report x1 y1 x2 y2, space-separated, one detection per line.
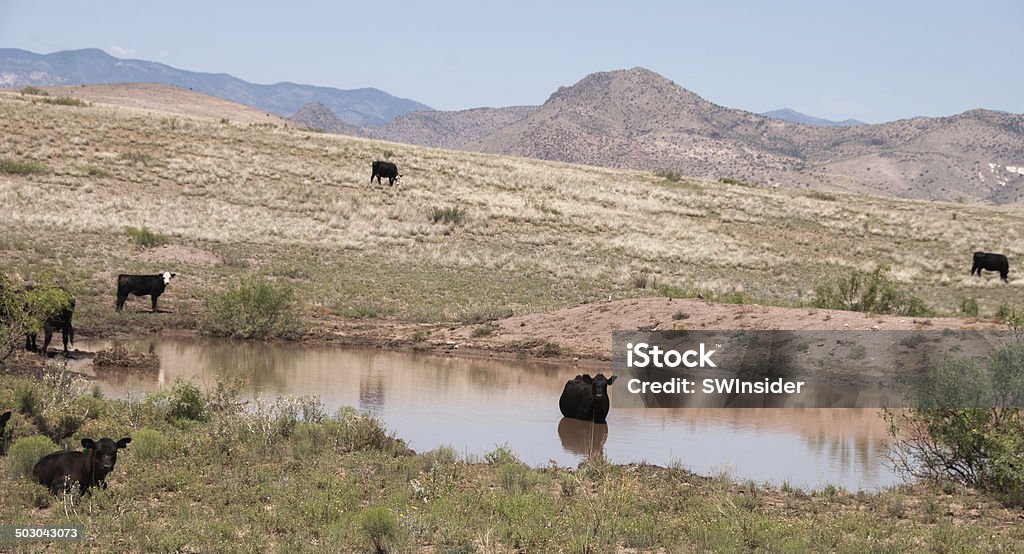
0 48 430 126
761 108 865 127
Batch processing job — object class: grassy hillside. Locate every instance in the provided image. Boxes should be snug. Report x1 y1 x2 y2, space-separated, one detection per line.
0 92 1020 338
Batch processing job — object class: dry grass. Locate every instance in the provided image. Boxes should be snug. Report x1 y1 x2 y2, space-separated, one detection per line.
0 93 1021 333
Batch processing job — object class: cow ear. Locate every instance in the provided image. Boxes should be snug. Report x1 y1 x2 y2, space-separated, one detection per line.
116 437 131 449
580 374 593 383
607 376 618 385
81 438 96 451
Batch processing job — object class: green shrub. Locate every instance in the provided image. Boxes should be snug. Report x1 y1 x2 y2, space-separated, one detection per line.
654 169 682 182
630 266 655 289
428 206 465 225
719 177 757 187
813 266 931 316
960 297 979 317
124 226 169 248
168 381 209 423
471 324 496 337
887 340 1024 504
359 505 399 554
200 278 305 340
132 428 167 460
19 86 48 96
1 279 73 366
39 96 89 107
6 435 58 478
0 159 47 175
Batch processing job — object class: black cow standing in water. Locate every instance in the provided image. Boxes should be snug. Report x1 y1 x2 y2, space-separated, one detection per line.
971 252 1009 282
559 374 618 424
33 437 131 495
370 161 402 186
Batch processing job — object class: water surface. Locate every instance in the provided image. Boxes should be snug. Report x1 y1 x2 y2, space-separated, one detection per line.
74 337 899 491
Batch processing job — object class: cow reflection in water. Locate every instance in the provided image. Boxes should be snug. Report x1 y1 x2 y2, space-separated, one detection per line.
557 417 608 458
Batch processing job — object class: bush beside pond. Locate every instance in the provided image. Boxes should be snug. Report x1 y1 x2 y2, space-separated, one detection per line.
199 278 306 340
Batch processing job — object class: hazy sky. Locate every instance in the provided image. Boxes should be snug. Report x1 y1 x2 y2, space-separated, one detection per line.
2 1 1021 123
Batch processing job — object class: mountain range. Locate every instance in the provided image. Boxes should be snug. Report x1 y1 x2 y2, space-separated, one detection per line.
761 108 864 127
3 49 1023 204
0 48 429 126
293 68 1024 204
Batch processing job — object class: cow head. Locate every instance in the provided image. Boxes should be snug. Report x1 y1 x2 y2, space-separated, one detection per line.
0 410 10 433
161 272 176 285
580 374 617 399
82 437 131 472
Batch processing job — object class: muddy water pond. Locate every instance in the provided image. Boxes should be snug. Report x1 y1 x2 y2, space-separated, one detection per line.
74 337 899 491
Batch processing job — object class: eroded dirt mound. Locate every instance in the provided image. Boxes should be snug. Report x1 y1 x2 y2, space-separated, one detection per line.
455 298 1001 360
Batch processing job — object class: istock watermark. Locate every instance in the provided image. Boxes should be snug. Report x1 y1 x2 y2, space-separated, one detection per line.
612 330 1023 409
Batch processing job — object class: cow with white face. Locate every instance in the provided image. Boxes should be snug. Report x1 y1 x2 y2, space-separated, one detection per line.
115 272 176 313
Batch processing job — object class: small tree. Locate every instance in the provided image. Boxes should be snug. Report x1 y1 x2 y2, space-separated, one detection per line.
887 339 1024 504
0 275 73 366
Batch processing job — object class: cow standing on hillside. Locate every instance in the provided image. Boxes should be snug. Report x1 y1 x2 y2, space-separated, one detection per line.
116 272 176 312
971 252 1009 282
370 161 402 186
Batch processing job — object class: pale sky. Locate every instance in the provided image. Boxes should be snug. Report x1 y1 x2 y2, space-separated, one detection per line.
1 0 1021 123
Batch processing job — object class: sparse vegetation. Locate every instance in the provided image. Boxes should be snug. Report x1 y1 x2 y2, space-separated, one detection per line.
813 266 932 316
123 226 169 248
18 86 48 96
428 205 466 225
0 89 1019 337
960 297 979 317
0 158 47 175
200 278 306 340
36 96 89 107
655 169 683 182
719 176 757 187
1 373 1024 551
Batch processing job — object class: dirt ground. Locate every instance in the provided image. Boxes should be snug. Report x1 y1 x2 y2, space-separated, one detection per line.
298 297 1004 366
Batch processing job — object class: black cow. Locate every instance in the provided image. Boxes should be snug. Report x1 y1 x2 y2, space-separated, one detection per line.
33 437 131 494
0 411 10 455
116 272 175 312
971 252 1009 282
370 161 402 186
26 297 75 356
559 373 618 424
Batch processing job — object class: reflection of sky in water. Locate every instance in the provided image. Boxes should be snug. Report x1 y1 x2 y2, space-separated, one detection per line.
75 338 899 491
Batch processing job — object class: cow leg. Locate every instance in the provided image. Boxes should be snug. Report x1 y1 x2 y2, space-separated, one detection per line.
116 294 128 312
151 294 159 313
61 328 69 354
42 329 53 356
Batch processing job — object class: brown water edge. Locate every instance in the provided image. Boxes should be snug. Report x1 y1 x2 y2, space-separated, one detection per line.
73 337 900 491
